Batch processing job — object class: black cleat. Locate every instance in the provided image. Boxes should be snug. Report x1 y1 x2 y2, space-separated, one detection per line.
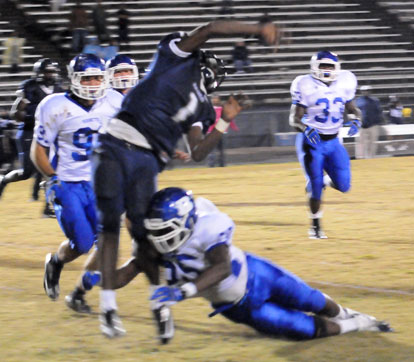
100 310 126 338
65 291 91 313
0 176 6 199
43 253 63 300
308 226 328 239
43 203 56 218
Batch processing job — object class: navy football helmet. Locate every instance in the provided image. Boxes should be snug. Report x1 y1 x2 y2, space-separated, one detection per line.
144 187 198 254
67 53 108 100
200 51 226 93
106 54 139 90
33 58 59 86
310 50 340 82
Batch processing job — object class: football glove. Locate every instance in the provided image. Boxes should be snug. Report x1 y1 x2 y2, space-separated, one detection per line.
304 126 321 145
150 286 185 306
45 174 61 204
344 119 361 137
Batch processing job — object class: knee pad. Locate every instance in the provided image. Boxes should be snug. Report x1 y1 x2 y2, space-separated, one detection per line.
99 210 122 234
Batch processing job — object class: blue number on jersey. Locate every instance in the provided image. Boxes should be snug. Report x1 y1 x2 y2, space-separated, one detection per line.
314 97 344 123
72 127 94 161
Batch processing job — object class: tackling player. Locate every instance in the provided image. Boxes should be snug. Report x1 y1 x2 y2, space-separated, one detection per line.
30 53 123 302
147 187 393 341
94 20 282 338
289 51 362 239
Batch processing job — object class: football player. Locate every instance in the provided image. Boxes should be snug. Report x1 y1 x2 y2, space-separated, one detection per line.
30 53 123 303
289 51 362 239
147 187 393 341
94 20 282 338
0 58 62 217
106 54 139 96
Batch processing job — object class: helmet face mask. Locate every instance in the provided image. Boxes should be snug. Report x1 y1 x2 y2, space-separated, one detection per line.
200 51 226 93
67 53 108 100
106 55 139 90
310 51 340 82
144 188 198 254
33 58 59 86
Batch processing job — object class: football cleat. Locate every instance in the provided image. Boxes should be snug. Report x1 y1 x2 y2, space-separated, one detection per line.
43 253 63 300
100 310 126 338
65 291 91 314
0 175 6 199
308 226 328 239
43 203 56 218
354 313 394 333
152 305 174 344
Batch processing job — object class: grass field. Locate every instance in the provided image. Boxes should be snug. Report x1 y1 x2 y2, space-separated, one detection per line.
0 156 413 362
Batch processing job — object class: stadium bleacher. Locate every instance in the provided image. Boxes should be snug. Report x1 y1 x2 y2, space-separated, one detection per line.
1 0 414 123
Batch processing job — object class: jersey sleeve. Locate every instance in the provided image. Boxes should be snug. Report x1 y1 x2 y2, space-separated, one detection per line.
342 71 358 102
33 96 59 148
158 32 192 60
198 212 235 253
290 76 308 107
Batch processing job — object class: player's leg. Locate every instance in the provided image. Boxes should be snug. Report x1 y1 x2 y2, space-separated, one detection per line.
94 146 126 337
302 141 327 238
324 139 351 194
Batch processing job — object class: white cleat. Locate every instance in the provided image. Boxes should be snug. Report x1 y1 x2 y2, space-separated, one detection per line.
100 310 126 338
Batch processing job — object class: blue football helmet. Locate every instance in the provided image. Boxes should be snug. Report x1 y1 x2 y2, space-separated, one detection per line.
67 53 108 100
106 54 139 90
144 187 198 254
310 50 340 82
200 51 226 93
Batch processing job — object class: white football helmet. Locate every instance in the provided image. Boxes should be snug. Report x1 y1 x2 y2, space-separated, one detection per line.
310 50 340 82
67 53 108 100
106 54 139 90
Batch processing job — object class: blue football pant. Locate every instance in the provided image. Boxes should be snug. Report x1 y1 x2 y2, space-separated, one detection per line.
93 134 159 241
53 181 98 254
221 253 326 340
296 133 351 200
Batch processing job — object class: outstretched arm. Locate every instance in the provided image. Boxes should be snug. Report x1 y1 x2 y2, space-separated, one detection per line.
177 20 282 53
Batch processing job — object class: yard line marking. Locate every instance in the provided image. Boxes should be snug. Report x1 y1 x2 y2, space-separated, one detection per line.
310 280 414 296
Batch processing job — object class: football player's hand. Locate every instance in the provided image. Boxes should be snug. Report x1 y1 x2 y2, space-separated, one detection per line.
173 149 191 163
304 126 321 145
45 175 61 204
344 119 361 137
222 93 249 121
150 286 185 306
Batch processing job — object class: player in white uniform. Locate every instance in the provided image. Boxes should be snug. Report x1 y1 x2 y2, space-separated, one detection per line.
30 53 123 302
289 51 362 239
63 54 139 313
147 187 392 341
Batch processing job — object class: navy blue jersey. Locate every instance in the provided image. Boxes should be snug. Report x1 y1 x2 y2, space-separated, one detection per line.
18 79 63 131
117 32 216 157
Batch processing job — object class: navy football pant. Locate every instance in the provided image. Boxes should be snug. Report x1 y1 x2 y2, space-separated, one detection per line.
53 181 98 254
93 134 159 241
221 253 326 340
296 133 351 200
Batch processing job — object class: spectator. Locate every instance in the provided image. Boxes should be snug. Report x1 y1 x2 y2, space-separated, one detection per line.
50 0 66 12
387 95 403 125
69 0 89 53
92 0 110 44
207 95 239 167
117 3 130 50
2 30 25 73
219 0 234 16
232 41 252 73
355 85 384 159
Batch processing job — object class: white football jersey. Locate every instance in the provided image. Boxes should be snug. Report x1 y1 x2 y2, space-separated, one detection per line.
290 70 357 134
34 90 123 181
163 197 248 305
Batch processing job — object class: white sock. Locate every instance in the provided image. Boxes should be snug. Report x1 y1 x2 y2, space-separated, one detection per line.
323 175 332 188
337 318 360 334
100 289 117 312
